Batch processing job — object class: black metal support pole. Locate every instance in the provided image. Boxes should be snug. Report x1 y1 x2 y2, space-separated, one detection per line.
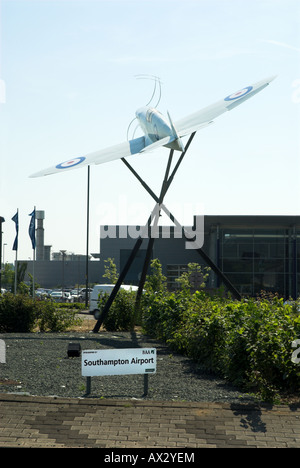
93 236 144 332
194 247 241 300
164 133 196 192
86 376 91 395
121 158 158 203
134 236 155 318
162 208 241 300
93 147 179 333
93 131 241 333
124 138 241 300
122 133 201 311
134 149 175 313
143 374 149 397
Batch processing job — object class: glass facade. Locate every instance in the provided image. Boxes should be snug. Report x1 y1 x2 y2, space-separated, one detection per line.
218 228 299 298
100 217 300 299
167 264 188 290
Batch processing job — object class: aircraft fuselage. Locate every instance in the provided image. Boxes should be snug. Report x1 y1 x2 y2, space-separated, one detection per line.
135 107 183 151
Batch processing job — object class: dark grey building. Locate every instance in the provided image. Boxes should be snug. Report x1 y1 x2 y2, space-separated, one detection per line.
18 215 300 298
20 256 102 290
100 216 300 299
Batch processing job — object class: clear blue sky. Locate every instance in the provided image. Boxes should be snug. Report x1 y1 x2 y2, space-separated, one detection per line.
1 0 299 265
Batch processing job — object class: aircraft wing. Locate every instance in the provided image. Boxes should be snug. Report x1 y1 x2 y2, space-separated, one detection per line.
29 136 146 178
30 76 276 178
175 76 277 137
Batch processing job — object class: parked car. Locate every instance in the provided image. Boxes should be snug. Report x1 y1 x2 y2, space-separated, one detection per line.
50 290 72 303
35 289 49 300
80 288 93 302
64 292 72 302
70 289 82 302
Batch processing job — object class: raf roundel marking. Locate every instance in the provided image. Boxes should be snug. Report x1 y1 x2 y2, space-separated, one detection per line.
224 86 253 101
56 156 86 170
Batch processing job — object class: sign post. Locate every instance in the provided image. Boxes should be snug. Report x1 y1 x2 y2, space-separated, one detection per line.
82 348 156 396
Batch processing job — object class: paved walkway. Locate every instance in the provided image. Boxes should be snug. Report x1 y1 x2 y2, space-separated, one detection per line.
0 393 299 448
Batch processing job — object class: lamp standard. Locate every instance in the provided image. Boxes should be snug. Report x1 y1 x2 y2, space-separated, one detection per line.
0 217 5 292
60 250 66 301
85 165 90 308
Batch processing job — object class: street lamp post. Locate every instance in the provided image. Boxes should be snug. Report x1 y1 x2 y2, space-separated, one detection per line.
0 217 5 292
85 165 90 308
60 250 66 301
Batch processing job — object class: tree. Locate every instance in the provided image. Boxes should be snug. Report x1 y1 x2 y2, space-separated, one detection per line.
144 259 167 293
16 263 28 294
176 263 210 293
1 263 15 291
102 257 118 284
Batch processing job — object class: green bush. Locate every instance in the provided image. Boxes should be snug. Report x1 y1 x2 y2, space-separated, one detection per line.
55 302 86 311
141 260 210 343
142 290 190 342
0 293 37 332
142 290 300 401
0 293 82 333
35 301 82 332
93 256 300 400
144 258 167 293
99 289 137 331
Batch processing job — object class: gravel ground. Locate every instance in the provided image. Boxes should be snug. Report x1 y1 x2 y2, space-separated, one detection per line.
0 330 254 403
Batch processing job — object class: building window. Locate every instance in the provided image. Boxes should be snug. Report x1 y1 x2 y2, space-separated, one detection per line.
167 264 188 291
220 228 293 297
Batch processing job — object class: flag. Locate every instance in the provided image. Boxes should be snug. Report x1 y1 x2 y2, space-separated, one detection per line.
28 209 36 249
12 211 19 251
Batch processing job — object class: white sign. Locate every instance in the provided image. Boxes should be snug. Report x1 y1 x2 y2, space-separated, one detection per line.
0 339 6 364
82 348 156 377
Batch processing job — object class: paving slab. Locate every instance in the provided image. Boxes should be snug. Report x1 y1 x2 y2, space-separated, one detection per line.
0 393 299 449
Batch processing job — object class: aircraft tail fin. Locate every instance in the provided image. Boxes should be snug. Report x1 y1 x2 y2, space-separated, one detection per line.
166 111 185 152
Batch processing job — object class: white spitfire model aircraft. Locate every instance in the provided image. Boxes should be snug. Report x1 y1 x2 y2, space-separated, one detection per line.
30 76 276 178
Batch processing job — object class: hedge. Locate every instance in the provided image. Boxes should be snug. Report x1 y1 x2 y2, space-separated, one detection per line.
141 290 300 401
96 259 300 400
0 293 82 332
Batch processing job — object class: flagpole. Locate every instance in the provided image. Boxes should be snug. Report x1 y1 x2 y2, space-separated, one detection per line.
28 207 36 298
32 246 35 298
12 209 18 294
32 206 36 298
14 248 17 295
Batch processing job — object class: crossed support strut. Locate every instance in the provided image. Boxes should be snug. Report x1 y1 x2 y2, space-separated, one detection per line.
93 133 241 333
